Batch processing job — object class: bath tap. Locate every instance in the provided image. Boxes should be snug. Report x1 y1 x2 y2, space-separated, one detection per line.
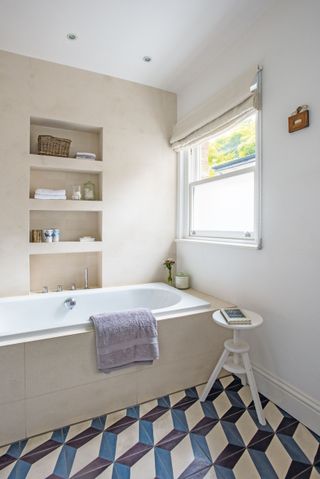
64 297 76 310
57 285 63 292
84 267 89 289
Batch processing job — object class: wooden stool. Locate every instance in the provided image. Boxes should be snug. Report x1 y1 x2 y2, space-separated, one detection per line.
200 309 266 425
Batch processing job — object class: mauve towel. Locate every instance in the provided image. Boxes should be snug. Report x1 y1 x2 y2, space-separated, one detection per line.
90 308 159 373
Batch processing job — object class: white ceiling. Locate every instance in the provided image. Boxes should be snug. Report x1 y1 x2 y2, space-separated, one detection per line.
0 0 275 93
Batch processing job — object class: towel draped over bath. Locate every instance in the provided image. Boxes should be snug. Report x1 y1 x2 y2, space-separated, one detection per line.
90 308 159 373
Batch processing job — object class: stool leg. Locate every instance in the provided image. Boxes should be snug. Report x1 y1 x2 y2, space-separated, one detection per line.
200 348 229 402
242 352 266 425
240 373 247 386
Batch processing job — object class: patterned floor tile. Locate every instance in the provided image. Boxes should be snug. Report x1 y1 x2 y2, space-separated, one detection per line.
0 375 319 478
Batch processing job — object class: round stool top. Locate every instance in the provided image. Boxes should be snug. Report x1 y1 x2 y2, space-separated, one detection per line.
213 308 263 330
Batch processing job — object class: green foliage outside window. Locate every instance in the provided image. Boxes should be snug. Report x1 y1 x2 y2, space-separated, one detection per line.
206 115 256 176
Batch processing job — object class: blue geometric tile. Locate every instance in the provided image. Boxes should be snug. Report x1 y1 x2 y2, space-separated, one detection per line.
225 390 246 409
158 395 171 408
178 459 211 478
52 427 69 444
185 387 199 399
278 433 311 465
7 459 31 479
200 400 219 419
189 433 212 463
112 462 130 479
171 408 189 432
1 374 319 479
155 446 174 479
127 406 140 420
220 421 246 448
6 440 27 459
91 415 106 431
139 419 154 446
214 464 236 479
53 444 77 478
99 431 117 462
248 448 278 479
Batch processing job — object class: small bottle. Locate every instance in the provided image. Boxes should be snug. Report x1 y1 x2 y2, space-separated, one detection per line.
83 181 96 200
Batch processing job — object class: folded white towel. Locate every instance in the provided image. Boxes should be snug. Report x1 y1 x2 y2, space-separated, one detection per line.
76 152 96 158
35 189 66 196
34 194 67 200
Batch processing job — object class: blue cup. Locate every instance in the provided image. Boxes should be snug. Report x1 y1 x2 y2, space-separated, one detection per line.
42 229 54 243
52 228 60 242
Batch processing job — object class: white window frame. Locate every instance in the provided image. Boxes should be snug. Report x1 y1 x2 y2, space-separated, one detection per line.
176 110 262 248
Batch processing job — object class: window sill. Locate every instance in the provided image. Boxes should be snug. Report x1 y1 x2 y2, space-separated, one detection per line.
175 237 262 249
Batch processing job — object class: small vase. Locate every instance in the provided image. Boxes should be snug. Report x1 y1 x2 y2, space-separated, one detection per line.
167 269 173 286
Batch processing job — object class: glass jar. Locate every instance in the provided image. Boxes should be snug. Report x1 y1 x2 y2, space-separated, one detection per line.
71 185 82 200
175 273 190 289
83 181 96 201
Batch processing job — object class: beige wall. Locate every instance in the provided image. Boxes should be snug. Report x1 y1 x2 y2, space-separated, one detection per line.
0 50 177 296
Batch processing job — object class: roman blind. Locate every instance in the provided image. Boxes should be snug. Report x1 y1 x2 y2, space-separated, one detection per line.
170 66 262 152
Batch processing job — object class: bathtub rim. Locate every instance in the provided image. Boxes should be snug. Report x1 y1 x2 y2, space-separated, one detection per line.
0 283 231 347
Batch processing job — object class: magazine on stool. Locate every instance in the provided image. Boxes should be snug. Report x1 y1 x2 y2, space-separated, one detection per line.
220 308 252 325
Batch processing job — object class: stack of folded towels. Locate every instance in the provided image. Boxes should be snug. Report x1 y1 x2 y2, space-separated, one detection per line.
34 188 67 200
75 152 96 161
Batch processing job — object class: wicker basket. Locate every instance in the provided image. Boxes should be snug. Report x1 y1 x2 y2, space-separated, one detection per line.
38 135 71 157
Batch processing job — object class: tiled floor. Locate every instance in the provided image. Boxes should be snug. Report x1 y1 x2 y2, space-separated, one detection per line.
0 375 319 479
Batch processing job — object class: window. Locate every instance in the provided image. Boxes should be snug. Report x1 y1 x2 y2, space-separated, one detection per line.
178 110 261 247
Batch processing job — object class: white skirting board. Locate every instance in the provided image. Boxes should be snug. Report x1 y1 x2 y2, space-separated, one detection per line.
252 363 320 436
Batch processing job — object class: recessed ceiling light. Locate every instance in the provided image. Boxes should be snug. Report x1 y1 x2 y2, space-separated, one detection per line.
67 33 77 41
142 56 152 63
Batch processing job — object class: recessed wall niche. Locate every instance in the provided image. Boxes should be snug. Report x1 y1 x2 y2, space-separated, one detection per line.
28 116 104 293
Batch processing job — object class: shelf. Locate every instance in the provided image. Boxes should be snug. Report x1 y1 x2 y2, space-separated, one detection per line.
29 241 103 255
29 154 103 173
29 199 103 211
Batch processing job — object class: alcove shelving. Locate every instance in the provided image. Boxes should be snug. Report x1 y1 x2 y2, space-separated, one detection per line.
28 117 104 292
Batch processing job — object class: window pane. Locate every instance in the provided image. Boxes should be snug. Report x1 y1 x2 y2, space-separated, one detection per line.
199 114 256 179
192 171 254 234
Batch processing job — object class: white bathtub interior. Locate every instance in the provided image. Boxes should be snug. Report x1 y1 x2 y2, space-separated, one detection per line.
0 283 210 344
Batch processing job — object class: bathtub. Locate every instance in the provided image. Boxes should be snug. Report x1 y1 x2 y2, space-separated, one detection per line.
0 282 210 345
0 283 231 446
